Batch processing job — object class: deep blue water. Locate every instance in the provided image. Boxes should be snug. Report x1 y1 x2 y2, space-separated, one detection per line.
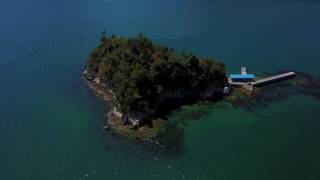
1 0 320 179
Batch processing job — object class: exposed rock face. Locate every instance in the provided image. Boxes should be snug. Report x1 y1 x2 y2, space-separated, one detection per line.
94 77 101 84
111 107 123 118
83 72 145 127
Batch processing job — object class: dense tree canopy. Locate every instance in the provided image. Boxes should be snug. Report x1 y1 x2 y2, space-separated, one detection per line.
86 33 227 122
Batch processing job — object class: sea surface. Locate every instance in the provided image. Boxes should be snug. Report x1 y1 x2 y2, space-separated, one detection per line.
1 0 320 179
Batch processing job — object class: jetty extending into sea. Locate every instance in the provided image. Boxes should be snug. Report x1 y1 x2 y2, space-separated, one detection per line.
228 67 296 92
252 72 296 87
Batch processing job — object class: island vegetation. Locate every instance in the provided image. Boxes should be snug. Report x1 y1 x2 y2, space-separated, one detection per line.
83 32 227 137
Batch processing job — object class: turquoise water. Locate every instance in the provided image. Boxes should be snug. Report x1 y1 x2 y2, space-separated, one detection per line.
1 0 320 179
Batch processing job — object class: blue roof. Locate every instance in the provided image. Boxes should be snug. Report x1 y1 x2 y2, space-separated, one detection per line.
230 74 255 79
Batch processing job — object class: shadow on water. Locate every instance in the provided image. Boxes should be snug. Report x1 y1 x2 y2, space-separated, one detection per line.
231 70 320 112
98 101 231 159
99 101 230 159
101 121 185 159
69 70 320 159
165 102 229 125
66 74 186 158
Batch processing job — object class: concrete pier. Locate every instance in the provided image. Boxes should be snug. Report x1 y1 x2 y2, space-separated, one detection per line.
252 72 296 87
228 71 296 92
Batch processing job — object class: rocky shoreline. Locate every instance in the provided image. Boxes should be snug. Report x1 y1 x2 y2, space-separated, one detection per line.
83 69 230 141
83 70 166 140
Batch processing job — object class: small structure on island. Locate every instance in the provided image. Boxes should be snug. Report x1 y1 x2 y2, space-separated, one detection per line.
229 67 256 82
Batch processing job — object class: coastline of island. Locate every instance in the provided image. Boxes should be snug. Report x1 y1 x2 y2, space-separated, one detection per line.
82 33 228 139
82 33 319 141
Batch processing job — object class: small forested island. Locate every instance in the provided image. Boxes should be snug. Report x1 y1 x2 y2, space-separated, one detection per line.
83 33 227 139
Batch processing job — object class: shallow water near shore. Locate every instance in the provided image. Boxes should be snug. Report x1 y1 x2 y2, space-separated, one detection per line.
1 0 320 179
